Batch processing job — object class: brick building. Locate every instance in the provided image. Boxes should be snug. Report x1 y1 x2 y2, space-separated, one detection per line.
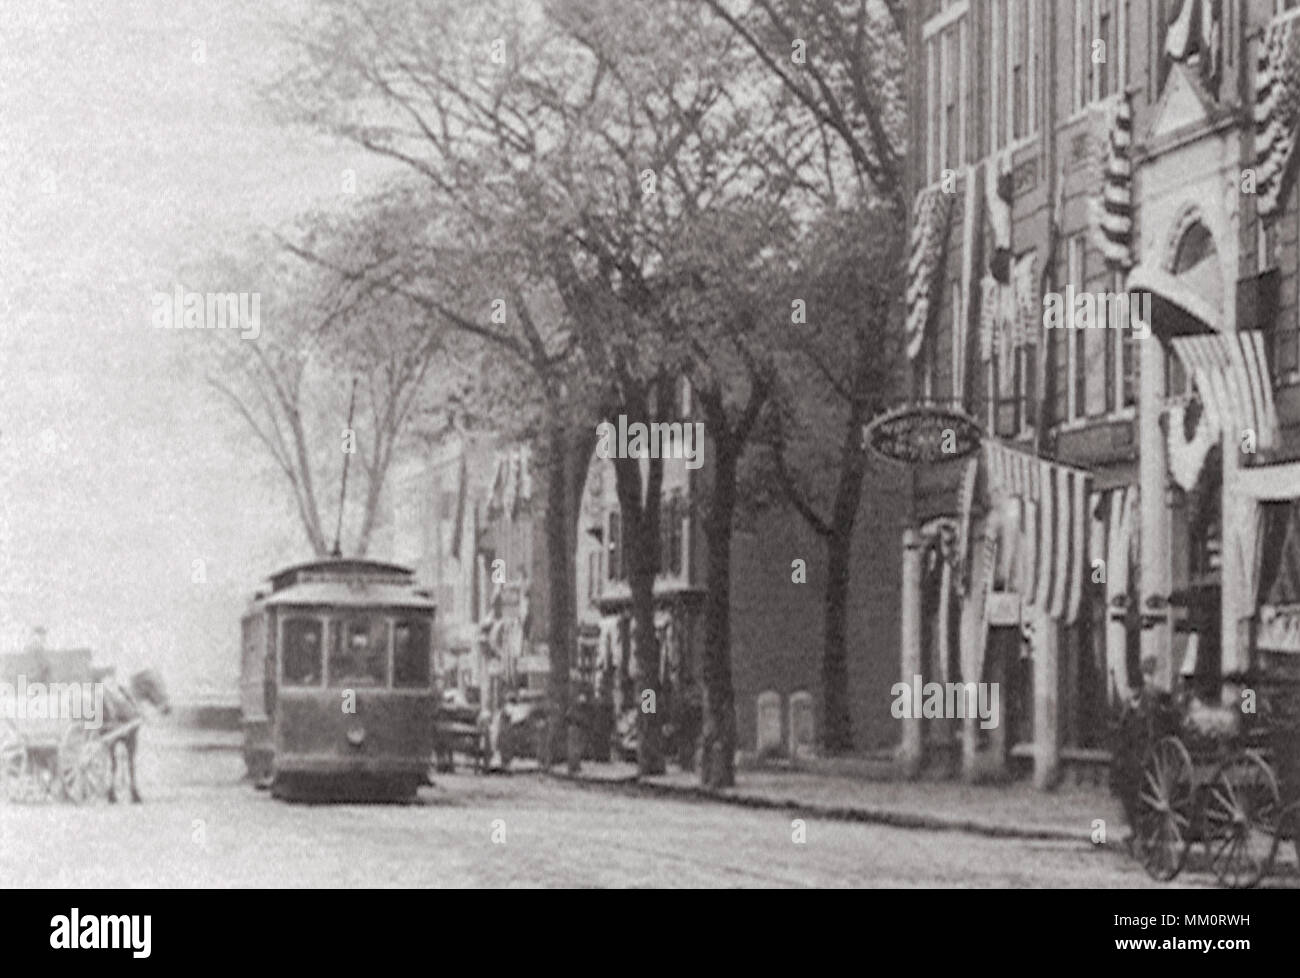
902 0 1300 787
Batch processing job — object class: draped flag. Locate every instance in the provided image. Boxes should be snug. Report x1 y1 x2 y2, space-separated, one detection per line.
986 149 1014 283
1165 398 1220 492
906 186 954 361
1012 252 1039 346
1255 11 1300 219
1168 330 1278 451
979 276 1000 362
983 439 1092 625
1166 0 1221 85
449 450 468 560
1094 92 1134 269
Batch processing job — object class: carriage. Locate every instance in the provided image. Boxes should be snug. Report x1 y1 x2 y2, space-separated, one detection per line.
0 649 139 805
1122 643 1300 888
239 557 440 800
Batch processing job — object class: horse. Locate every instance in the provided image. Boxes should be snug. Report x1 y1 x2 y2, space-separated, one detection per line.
100 668 171 803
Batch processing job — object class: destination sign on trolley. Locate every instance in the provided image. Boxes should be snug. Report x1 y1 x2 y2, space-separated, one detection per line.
862 403 983 464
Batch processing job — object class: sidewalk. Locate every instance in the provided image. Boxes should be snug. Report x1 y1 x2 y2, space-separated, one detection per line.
556 757 1122 843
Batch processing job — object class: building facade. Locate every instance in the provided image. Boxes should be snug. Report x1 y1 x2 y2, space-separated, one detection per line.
391 434 549 710
903 0 1300 787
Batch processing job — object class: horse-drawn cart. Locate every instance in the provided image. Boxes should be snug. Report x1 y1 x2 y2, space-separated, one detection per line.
0 650 143 805
1120 657 1300 888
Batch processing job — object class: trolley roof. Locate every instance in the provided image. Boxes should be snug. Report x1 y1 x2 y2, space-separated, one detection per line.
254 557 434 612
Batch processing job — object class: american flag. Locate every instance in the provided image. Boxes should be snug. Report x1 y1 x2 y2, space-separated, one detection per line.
983 440 1091 626
1255 12 1300 219
1168 330 1278 451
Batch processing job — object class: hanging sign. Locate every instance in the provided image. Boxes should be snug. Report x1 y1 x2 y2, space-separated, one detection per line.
863 404 983 465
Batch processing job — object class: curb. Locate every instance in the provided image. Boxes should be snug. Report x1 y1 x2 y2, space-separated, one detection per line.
553 771 1091 843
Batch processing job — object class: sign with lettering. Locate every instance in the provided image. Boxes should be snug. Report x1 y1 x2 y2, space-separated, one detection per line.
863 404 983 465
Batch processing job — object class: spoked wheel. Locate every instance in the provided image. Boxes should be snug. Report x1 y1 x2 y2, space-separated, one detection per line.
1134 736 1194 881
58 725 112 804
1202 751 1281 889
0 722 29 803
110 740 133 803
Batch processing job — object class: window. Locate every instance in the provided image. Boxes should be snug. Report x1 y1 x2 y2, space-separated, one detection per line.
924 2 968 183
282 617 323 687
1068 235 1088 420
393 618 431 688
1098 271 1139 415
588 550 601 601
992 0 1037 150
608 510 624 582
659 494 684 577
1075 0 1127 113
329 617 389 687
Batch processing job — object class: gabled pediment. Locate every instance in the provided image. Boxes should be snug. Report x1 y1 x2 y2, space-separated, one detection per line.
1146 63 1217 143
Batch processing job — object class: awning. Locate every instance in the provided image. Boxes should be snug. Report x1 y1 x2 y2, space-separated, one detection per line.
1126 264 1221 333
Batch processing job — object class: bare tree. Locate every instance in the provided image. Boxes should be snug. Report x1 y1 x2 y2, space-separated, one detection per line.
199 232 442 557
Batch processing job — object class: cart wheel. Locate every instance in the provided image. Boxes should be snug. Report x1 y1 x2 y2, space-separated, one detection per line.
0 722 28 803
1133 736 1194 881
58 725 111 804
1202 750 1281 889
110 740 133 803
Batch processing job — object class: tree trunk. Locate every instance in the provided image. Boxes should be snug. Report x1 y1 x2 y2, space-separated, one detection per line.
820 402 868 754
700 440 738 788
544 419 574 768
611 450 665 776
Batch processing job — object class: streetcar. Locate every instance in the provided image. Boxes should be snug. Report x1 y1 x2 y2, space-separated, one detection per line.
240 557 438 800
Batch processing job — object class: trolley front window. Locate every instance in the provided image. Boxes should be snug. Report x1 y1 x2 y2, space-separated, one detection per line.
282 617 324 686
329 617 389 687
393 618 431 688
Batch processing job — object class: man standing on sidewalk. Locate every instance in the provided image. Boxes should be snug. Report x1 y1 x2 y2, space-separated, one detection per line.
566 687 590 774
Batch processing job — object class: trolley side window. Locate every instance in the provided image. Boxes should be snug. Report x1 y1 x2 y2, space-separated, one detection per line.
282 617 324 686
329 617 389 687
393 618 431 688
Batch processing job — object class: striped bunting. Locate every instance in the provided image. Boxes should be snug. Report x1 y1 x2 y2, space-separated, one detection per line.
983 440 1092 625
1093 92 1134 269
1255 12 1300 219
1168 331 1278 451
906 186 954 361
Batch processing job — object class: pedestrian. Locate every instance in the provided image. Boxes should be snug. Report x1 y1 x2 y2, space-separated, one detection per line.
566 687 589 775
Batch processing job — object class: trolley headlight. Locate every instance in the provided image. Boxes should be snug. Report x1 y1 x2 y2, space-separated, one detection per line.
346 726 366 746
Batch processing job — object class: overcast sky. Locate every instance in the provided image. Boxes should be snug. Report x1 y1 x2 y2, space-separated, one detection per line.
0 0 394 691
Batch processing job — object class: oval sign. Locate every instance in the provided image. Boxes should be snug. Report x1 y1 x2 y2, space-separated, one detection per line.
862 404 983 465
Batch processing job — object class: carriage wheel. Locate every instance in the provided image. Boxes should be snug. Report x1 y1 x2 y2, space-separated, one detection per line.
110 740 133 802
0 722 28 803
1202 751 1281 889
58 725 111 804
1133 736 1194 881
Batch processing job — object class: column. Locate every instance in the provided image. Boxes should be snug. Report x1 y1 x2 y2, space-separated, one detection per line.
898 528 924 778
1032 614 1060 790
1139 329 1172 690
